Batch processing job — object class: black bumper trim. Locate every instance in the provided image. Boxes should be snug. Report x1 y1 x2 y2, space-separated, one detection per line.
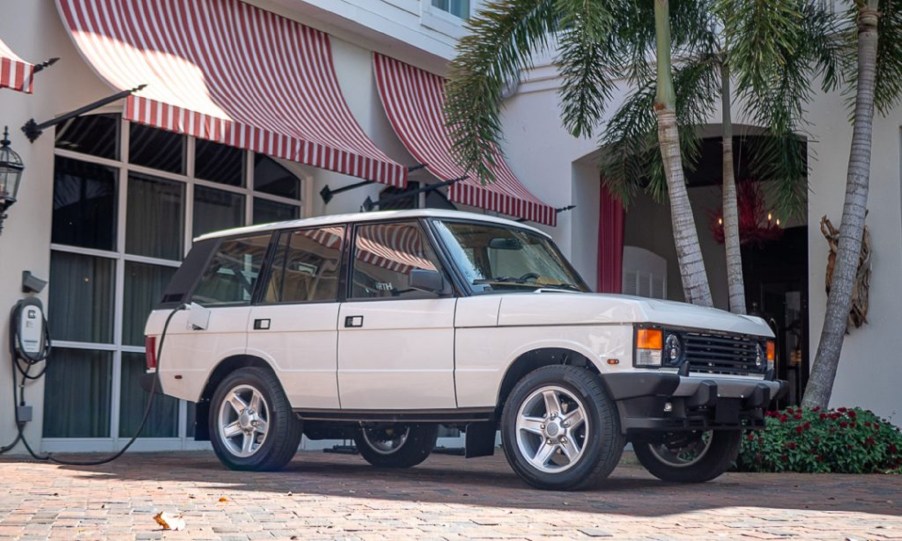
603 372 681 401
602 372 786 434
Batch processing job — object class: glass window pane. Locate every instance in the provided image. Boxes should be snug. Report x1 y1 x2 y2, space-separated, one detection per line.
129 124 185 174
54 113 120 160
193 186 245 238
52 157 117 250
265 226 344 303
120 352 178 437
43 348 112 438
49 251 114 343
196 139 244 186
126 173 185 260
350 221 443 300
123 262 177 346
253 198 298 225
432 0 469 17
191 234 271 305
254 155 299 199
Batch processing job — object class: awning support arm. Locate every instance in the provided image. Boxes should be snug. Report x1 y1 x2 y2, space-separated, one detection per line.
361 174 466 212
320 163 427 204
31 57 59 74
21 84 146 143
516 205 576 223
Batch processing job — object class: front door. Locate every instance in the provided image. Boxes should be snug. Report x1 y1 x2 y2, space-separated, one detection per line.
337 220 457 410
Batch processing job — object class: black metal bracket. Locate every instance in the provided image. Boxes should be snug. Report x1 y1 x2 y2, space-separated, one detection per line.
320 163 427 204
32 57 59 74
21 84 146 143
361 174 466 212
516 205 576 223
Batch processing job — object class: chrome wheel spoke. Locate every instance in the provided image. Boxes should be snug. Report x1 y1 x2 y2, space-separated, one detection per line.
560 437 581 462
227 392 248 415
223 421 242 438
562 407 585 430
249 391 263 413
542 390 562 417
517 416 545 436
241 432 254 454
254 419 268 435
530 441 556 468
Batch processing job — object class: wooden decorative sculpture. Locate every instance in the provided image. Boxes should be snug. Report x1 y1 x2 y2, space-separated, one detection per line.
821 215 870 329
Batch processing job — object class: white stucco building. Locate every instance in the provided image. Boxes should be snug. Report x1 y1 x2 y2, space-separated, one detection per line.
0 0 898 455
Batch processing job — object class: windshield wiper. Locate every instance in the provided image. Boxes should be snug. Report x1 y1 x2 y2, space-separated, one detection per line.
537 282 583 292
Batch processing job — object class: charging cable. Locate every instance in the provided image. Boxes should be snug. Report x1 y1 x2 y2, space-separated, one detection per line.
3 303 186 465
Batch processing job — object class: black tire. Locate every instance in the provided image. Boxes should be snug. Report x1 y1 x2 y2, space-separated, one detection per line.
633 430 742 483
500 365 625 490
353 423 438 468
209 367 302 471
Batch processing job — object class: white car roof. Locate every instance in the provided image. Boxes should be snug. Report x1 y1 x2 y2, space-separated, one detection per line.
194 209 550 242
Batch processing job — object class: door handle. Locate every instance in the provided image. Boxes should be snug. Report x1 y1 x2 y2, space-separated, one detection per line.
253 319 271 330
344 315 364 328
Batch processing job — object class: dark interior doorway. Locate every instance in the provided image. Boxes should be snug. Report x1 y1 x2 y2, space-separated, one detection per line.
742 226 809 406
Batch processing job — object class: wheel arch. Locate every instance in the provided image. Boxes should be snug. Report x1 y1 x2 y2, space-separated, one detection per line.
495 348 605 417
193 354 279 441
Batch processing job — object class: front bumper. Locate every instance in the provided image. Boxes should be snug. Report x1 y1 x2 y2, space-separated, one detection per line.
603 372 788 434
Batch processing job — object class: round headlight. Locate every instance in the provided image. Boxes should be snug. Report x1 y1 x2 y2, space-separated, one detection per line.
755 343 766 369
664 334 682 364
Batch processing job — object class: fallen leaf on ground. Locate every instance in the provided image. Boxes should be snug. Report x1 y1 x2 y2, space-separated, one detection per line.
153 511 186 531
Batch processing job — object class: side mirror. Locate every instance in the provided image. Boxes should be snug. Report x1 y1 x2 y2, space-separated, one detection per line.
409 269 445 294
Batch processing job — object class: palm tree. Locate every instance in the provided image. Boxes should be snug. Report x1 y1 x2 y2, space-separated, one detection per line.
445 1 834 311
445 0 715 306
802 0 901 408
600 1 837 315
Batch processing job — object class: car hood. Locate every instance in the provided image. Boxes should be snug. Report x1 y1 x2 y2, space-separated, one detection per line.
496 292 773 337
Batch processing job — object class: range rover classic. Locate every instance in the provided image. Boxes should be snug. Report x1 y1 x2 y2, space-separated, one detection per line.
144 209 786 490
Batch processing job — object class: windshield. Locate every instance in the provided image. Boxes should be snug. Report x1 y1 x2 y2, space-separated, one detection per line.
431 220 590 294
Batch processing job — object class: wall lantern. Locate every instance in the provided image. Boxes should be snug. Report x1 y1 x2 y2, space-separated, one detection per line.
0 126 25 234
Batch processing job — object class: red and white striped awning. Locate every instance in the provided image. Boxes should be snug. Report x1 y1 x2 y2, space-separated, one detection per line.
373 54 556 226
0 38 34 94
56 0 407 187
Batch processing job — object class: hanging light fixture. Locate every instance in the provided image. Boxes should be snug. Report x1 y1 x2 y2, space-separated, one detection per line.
0 126 25 234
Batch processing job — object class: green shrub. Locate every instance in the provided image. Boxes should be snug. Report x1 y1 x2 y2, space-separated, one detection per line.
736 406 902 473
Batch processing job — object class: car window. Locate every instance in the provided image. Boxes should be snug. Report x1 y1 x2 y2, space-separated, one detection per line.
432 220 589 294
350 221 443 300
191 234 271 305
264 225 344 303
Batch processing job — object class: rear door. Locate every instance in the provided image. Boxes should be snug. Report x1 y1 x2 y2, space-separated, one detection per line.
337 220 457 410
246 225 345 409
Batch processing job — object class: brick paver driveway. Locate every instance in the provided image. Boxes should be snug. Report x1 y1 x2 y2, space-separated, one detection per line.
0 450 899 540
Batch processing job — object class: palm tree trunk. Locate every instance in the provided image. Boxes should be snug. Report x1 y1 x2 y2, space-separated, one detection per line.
802 2 879 409
720 63 746 314
653 0 713 307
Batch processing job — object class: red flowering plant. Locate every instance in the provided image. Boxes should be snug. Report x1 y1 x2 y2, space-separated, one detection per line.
735 406 902 473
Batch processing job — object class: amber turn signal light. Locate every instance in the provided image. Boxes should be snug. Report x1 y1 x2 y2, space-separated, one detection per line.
637 328 663 350
766 340 776 362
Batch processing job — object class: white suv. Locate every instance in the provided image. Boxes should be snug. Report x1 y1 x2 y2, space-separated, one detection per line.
144 209 785 490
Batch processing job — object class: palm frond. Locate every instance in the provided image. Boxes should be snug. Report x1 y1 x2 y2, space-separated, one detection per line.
874 0 902 113
747 130 809 219
445 0 559 183
598 80 659 206
598 51 720 206
556 0 618 137
801 0 847 93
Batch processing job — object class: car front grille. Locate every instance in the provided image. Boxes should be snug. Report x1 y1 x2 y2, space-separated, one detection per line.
684 332 763 375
